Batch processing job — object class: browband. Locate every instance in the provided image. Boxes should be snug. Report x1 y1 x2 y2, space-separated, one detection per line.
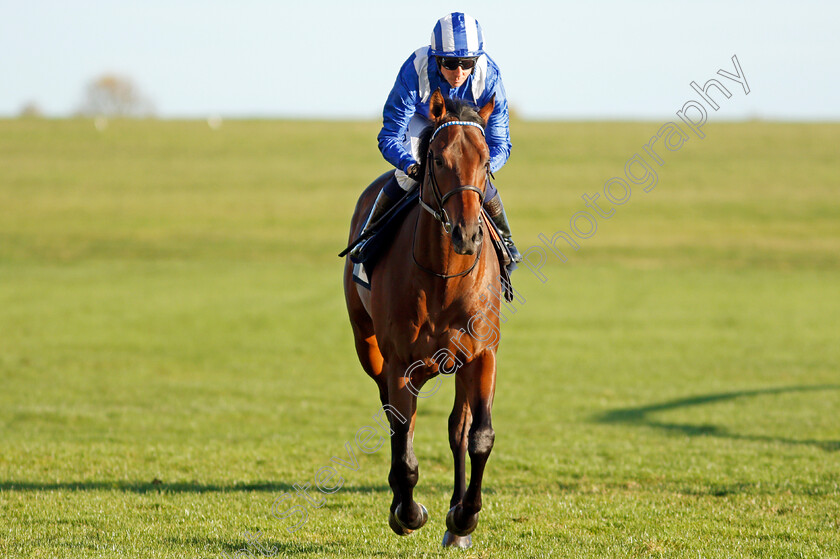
429 120 486 143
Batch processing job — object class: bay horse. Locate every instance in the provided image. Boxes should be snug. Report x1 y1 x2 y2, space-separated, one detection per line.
343 90 501 548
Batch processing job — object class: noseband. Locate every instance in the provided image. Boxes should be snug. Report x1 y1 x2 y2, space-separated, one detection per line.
413 120 488 279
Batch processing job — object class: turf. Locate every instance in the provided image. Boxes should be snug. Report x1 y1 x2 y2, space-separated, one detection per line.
0 117 838 558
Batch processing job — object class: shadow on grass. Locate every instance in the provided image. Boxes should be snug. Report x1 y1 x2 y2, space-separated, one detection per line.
0 480 390 494
180 534 403 558
593 384 840 452
188 538 396 558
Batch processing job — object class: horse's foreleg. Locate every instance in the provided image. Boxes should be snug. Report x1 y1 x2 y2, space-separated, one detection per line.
442 378 474 548
448 380 471 508
385 369 428 535
446 352 496 538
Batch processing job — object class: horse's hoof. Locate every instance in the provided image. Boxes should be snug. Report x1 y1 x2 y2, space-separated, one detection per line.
389 503 428 535
445 505 478 537
389 509 411 535
442 530 473 548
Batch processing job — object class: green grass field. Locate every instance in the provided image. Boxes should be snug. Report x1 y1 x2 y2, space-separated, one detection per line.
1 117 838 558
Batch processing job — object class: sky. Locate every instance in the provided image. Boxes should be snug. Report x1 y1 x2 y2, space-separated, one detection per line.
1 0 838 120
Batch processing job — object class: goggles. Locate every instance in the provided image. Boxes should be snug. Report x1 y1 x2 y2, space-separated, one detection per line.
437 57 477 71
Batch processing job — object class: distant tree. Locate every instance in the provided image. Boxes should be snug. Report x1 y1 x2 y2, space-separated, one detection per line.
19 101 43 118
78 74 155 117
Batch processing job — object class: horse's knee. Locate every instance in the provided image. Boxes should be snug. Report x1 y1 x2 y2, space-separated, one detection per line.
468 425 495 457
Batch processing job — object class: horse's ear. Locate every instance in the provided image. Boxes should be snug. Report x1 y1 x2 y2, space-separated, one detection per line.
429 89 446 122
478 94 495 124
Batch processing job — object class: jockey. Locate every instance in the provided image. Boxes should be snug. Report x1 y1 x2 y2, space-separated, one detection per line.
351 12 521 263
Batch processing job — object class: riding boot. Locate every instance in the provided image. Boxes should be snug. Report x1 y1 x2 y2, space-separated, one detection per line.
349 186 400 261
483 195 523 264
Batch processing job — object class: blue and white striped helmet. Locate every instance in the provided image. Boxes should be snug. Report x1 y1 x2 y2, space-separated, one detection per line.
429 12 485 58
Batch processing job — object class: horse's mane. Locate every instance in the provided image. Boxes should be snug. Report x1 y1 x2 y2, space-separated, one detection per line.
417 98 486 177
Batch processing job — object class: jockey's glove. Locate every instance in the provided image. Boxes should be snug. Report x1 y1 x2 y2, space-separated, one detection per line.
407 164 422 181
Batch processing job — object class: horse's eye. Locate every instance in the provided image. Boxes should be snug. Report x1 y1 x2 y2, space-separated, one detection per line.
434 156 444 167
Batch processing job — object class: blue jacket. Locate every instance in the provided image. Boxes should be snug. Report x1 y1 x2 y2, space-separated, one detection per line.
378 46 512 175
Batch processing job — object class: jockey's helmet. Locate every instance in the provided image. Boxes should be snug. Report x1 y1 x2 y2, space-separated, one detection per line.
429 13 484 58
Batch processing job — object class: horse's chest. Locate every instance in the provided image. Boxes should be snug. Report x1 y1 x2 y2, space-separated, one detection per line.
375 281 497 365
414 320 457 351
394 303 480 360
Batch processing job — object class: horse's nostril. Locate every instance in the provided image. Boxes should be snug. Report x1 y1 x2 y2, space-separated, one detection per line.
452 226 463 243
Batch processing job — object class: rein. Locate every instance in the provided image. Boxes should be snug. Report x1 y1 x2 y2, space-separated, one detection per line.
412 120 487 279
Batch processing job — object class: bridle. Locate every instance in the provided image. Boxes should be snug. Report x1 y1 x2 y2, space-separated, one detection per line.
417 120 487 232
413 120 489 279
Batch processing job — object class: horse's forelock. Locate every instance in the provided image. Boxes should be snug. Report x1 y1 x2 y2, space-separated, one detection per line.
417 99 486 175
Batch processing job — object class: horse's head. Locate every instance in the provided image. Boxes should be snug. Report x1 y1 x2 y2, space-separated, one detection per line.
421 89 495 256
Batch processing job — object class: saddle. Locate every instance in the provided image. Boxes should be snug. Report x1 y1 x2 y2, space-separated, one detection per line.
345 189 516 302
